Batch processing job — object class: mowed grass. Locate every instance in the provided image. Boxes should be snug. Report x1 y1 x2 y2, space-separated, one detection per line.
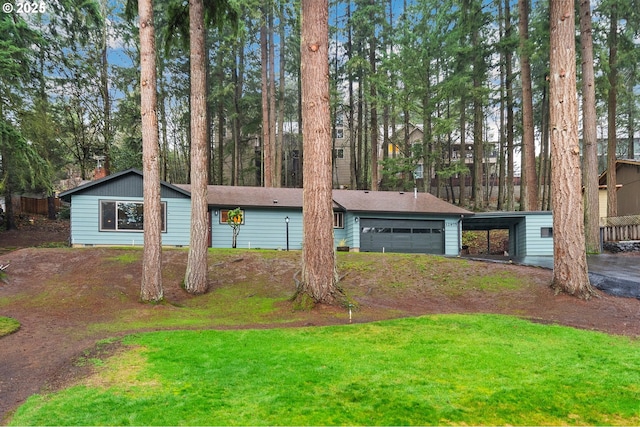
10 314 640 426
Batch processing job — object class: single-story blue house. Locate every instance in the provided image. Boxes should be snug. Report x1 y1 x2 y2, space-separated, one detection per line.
59 169 554 257
59 169 471 255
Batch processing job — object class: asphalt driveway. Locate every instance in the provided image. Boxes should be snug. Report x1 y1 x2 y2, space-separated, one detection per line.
518 254 640 299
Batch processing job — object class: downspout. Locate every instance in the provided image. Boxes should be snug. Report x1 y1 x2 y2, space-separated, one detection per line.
458 214 464 256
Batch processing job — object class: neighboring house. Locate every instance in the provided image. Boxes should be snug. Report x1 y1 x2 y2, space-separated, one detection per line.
60 169 472 256
598 159 640 219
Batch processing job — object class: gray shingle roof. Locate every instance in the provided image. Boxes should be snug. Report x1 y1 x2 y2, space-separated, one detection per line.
174 184 471 215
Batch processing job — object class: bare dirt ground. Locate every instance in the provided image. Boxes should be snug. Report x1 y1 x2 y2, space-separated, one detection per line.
1 217 640 424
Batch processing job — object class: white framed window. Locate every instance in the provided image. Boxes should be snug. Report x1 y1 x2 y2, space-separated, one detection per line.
333 148 345 159
333 129 344 139
333 212 344 229
100 200 166 232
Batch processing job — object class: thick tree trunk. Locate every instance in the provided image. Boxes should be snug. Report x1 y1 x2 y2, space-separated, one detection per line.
580 0 600 254
139 0 163 302
184 0 209 295
549 0 594 299
299 0 338 305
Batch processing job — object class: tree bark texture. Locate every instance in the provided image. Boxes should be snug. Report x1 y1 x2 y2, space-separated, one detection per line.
369 4 378 192
505 0 515 211
184 0 209 294
269 5 279 187
139 0 163 302
579 0 600 254
549 0 593 299
300 0 338 304
606 5 618 218
260 10 273 188
519 0 538 211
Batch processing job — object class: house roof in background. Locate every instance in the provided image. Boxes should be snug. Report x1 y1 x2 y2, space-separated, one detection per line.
598 159 640 185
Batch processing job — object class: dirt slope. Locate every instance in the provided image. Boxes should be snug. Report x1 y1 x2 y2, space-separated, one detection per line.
1 219 639 423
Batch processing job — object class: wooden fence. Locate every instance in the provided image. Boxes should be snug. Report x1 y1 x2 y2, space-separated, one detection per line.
601 215 640 242
19 196 61 216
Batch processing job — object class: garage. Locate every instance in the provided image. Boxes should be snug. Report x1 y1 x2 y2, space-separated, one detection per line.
359 218 444 254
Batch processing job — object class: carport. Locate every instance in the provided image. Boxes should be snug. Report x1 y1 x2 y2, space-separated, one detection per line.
462 211 554 258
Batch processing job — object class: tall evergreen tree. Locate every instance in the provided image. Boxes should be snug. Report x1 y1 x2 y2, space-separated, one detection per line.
549 0 594 299
184 0 210 294
297 0 339 305
519 0 539 211
579 0 600 254
138 0 164 302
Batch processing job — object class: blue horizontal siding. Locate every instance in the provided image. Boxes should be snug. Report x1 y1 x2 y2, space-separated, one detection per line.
70 195 191 247
523 213 554 256
211 208 352 250
211 208 303 250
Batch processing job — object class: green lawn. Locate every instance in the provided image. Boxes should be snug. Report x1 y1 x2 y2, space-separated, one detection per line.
10 314 640 426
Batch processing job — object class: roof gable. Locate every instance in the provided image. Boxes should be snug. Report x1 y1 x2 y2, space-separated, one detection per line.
59 169 191 202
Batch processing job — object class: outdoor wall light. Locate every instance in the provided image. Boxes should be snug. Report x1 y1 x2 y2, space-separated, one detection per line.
214 210 219 216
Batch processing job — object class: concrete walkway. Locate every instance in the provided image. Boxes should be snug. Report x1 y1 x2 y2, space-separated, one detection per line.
517 255 640 299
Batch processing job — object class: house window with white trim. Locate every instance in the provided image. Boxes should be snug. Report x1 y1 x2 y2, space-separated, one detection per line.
100 200 166 232
333 212 344 229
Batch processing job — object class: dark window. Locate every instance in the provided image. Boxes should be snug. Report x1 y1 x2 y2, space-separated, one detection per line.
333 212 344 228
393 228 411 233
541 227 553 238
101 201 116 230
333 148 344 159
413 228 431 234
100 201 166 232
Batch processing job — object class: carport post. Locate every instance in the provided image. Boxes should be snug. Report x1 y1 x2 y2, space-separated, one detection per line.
487 230 490 254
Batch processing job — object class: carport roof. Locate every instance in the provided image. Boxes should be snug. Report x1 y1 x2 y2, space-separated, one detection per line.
462 211 551 231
